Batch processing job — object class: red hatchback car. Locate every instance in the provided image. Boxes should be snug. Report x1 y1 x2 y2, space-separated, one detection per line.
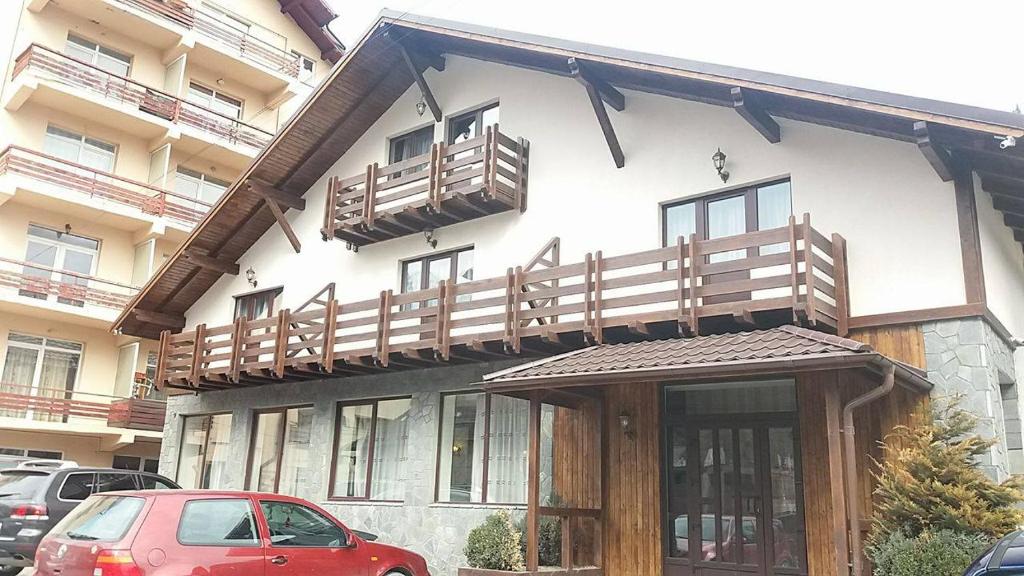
33 490 429 576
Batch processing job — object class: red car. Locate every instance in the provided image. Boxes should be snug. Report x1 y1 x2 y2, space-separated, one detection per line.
32 490 429 576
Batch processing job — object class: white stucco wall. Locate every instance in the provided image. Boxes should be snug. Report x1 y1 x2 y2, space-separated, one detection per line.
185 55 968 329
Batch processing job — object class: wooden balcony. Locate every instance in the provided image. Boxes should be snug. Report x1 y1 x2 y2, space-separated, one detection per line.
0 384 165 432
12 45 274 151
158 214 848 391
0 146 212 227
0 256 139 311
321 124 529 249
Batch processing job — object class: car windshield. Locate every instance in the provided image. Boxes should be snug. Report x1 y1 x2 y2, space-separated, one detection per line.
0 470 49 499
51 496 145 541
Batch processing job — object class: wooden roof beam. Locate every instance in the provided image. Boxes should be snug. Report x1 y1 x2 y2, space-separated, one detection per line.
1005 212 1024 231
731 87 781 143
399 42 441 122
569 57 624 168
981 175 1024 199
568 57 624 112
245 179 305 211
183 249 239 275
992 195 1024 217
248 183 302 253
914 121 955 182
133 308 185 330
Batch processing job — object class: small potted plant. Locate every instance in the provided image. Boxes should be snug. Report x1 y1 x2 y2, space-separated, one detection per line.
458 510 530 576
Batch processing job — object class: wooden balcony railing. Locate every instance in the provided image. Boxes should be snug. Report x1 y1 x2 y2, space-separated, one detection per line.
158 213 848 391
0 383 166 432
117 0 195 28
194 9 301 78
12 45 274 151
321 124 530 248
0 256 139 311
0 146 212 226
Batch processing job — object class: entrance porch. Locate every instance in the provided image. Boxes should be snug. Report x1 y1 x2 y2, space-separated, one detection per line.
483 326 931 576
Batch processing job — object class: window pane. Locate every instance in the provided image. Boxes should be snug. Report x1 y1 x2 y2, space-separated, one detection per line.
177 414 232 489
481 105 499 128
34 349 80 422
140 474 175 490
248 411 284 492
95 473 137 492
370 398 411 501
707 195 747 263
449 115 476 144
757 182 792 255
0 346 38 418
664 202 696 245
401 261 422 293
456 250 474 284
260 501 347 547
427 257 451 290
174 170 202 200
438 393 483 502
278 407 315 499
112 455 141 471
64 41 95 65
53 496 143 541
667 428 689 559
769 427 806 569
332 404 372 498
178 499 259 546
58 473 94 501
486 395 529 504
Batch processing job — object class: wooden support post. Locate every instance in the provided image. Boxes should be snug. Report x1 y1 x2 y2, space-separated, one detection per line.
427 143 440 212
488 123 500 199
511 267 523 352
832 233 850 336
362 163 378 229
374 290 392 367
824 383 852 576
228 316 245 383
482 126 494 199
802 213 817 326
675 236 688 336
569 57 625 168
187 323 206 388
503 267 516 353
913 121 954 182
320 299 338 372
154 330 169 391
561 514 572 569
273 309 289 378
321 176 338 241
731 87 781 143
526 390 542 573
593 250 604 345
434 280 449 360
399 43 442 122
788 215 801 323
583 252 595 339
183 249 239 275
264 196 301 254
518 138 530 212
688 234 700 336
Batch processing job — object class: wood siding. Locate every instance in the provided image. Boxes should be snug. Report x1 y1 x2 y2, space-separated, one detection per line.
848 324 926 368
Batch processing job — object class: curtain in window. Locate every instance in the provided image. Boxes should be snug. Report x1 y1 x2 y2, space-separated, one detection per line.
756 182 793 255
370 398 411 500
176 416 206 488
707 195 747 263
334 404 371 497
203 414 232 489
0 346 38 418
437 393 484 502
248 412 283 492
487 395 529 504
278 407 314 499
33 349 79 422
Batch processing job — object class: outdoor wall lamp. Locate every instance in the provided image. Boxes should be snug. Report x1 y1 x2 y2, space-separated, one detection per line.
619 411 634 438
712 148 730 183
245 267 258 288
416 95 427 117
424 229 438 249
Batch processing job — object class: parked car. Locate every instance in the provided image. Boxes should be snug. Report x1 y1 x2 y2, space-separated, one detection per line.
34 490 430 576
964 530 1024 575
673 513 800 567
0 461 179 575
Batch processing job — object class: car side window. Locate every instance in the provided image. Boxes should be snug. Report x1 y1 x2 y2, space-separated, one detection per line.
58 473 95 501
259 501 348 548
95 472 138 493
140 474 176 490
178 499 260 547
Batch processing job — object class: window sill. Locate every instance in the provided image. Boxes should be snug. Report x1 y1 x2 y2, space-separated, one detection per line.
429 502 527 511
320 499 405 507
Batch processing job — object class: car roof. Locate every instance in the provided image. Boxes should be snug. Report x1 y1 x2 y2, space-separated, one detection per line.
92 490 309 500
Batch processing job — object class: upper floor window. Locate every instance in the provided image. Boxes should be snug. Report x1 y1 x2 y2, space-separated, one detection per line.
43 125 116 172
0 333 83 423
64 34 131 77
176 413 232 489
400 248 473 309
202 2 252 33
291 50 316 84
21 224 100 307
187 82 243 119
247 406 315 498
330 397 412 501
233 287 280 321
175 167 230 205
388 125 434 175
662 180 792 261
448 103 499 144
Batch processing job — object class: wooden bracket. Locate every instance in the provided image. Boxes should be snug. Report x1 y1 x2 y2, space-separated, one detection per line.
569 57 625 168
246 179 305 210
183 248 239 275
731 87 780 143
399 43 442 122
133 308 185 329
248 179 301 253
914 121 955 182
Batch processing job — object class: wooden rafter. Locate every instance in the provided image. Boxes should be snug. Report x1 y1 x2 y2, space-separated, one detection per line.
399 42 441 122
132 308 185 329
731 87 781 143
247 179 302 253
246 179 305 210
914 121 955 182
183 249 239 275
569 57 624 168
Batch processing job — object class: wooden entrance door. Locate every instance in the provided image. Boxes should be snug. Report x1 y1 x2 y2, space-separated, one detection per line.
664 418 807 576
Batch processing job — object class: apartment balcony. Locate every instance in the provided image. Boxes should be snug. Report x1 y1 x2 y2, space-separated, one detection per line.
0 146 211 232
322 125 530 249
6 45 274 165
0 256 139 329
158 214 849 391
0 383 166 434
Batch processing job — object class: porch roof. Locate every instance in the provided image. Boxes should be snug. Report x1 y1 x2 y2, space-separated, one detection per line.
482 325 932 392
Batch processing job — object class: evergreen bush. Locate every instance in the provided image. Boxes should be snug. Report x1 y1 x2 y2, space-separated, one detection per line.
463 510 525 571
868 529 990 576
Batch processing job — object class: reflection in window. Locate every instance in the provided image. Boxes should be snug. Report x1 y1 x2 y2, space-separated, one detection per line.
331 398 411 501
247 407 315 499
176 413 232 489
178 499 259 546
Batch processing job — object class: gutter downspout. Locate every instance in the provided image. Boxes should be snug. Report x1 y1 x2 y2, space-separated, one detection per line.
842 362 896 576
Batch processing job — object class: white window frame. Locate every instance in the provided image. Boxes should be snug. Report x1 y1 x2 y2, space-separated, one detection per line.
175 166 231 205
187 82 243 119
43 125 117 172
65 34 132 76
1 332 84 420
0 447 64 459
22 224 101 306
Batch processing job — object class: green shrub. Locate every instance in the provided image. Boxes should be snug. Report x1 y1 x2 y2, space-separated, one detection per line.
868 529 991 576
463 510 525 571
516 514 561 567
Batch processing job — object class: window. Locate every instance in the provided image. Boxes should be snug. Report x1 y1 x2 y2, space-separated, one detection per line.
400 248 474 309
0 333 83 422
0 448 63 459
388 125 434 177
661 180 792 252
52 496 144 542
233 288 280 321
143 351 159 397
64 34 131 77
43 125 116 172
112 455 160 473
447 103 499 144
260 500 348 547
436 392 530 504
175 167 230 206
178 499 260 546
176 413 232 489
291 50 315 84
247 406 315 498
19 224 101 307
202 2 252 33
140 474 176 490
95 472 138 492
330 398 411 501
187 82 243 119
58 472 95 501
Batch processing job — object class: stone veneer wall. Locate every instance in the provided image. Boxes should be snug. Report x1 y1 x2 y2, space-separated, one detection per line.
923 318 1019 480
159 360 525 576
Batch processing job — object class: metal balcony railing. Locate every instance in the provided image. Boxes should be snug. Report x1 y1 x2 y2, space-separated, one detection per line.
0 256 139 311
0 383 166 431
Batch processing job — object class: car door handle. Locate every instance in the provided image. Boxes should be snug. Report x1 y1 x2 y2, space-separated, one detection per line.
270 555 288 565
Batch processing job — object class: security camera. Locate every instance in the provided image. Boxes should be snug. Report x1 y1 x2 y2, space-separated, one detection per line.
997 135 1017 149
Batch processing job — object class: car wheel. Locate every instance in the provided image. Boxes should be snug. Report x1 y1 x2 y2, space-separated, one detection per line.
0 566 23 576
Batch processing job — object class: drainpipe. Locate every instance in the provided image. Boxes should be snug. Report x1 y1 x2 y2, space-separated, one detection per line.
842 362 896 576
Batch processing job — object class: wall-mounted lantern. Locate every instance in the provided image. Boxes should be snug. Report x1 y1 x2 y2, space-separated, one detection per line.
245 267 258 288
712 148 730 183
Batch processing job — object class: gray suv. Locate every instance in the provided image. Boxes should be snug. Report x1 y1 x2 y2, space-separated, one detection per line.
0 461 179 575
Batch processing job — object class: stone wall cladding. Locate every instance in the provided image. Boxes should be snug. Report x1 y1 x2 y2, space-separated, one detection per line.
923 318 1019 480
159 360 525 576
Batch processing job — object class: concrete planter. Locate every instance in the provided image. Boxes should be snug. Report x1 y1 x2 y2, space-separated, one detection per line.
457 569 532 576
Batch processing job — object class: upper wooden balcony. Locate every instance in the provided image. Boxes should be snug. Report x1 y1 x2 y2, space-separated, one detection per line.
157 214 848 391
0 145 211 228
0 383 165 432
321 124 529 249
10 45 274 154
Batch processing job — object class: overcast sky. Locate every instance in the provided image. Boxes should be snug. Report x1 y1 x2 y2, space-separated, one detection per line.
325 0 1023 114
